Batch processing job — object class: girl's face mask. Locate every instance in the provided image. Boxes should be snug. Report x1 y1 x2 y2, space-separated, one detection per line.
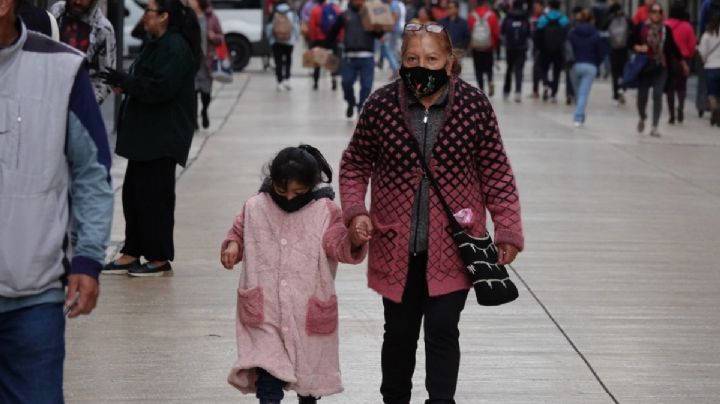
399 65 449 98
269 187 315 213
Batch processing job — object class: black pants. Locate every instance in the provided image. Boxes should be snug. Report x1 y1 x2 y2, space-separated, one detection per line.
609 48 629 99
472 50 494 92
121 158 176 261
666 59 688 119
272 43 293 83
637 68 668 127
197 91 210 122
532 50 542 94
255 368 317 402
565 67 574 99
380 252 469 404
541 52 564 97
504 47 526 95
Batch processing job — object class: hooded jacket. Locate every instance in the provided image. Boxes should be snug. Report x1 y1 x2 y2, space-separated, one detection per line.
569 22 606 66
51 0 116 104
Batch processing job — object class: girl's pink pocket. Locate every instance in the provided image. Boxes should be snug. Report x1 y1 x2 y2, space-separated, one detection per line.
237 286 264 327
305 295 338 335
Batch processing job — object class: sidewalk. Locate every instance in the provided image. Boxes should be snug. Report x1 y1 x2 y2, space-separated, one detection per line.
64 57 720 403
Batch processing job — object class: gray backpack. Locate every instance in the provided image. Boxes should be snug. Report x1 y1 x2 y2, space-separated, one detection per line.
608 16 629 49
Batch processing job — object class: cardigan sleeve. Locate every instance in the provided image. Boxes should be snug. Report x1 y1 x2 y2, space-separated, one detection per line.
221 202 247 264
323 201 369 264
339 96 381 226
474 95 525 251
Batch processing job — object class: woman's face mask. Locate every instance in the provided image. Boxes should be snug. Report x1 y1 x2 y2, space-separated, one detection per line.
399 65 449 98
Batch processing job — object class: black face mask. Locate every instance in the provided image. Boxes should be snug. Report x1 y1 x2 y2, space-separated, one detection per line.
399 65 449 98
269 188 315 213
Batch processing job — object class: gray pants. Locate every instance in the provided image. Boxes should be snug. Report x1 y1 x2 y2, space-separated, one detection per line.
637 69 668 127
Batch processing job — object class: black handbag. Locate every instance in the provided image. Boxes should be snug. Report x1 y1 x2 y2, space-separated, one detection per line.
409 137 519 306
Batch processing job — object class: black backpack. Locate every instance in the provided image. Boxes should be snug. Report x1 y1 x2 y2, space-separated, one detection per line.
542 17 566 55
505 17 530 49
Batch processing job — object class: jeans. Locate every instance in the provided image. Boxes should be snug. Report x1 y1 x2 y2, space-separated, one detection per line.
472 50 494 91
504 48 526 95
637 68 668 127
706 68 720 98
570 63 598 123
380 252 469 404
0 303 65 404
341 56 375 109
380 37 400 72
256 368 285 401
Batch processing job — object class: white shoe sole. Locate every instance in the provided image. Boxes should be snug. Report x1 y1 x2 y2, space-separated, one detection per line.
128 270 173 278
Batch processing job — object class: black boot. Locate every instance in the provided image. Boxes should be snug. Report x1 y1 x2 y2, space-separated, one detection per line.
677 107 684 123
298 395 318 404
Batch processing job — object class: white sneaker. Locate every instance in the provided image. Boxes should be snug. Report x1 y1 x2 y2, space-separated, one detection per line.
650 126 660 137
573 121 583 128
276 82 285 92
282 81 292 91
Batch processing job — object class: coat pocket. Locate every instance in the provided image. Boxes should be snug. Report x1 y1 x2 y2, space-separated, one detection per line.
237 286 264 327
305 294 338 335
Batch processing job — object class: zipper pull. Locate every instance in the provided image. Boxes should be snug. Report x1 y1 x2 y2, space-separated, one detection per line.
423 110 429 124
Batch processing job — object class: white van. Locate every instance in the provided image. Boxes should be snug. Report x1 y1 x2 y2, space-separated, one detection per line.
123 0 268 71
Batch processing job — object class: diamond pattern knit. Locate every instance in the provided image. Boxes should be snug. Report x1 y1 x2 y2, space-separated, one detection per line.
340 77 524 303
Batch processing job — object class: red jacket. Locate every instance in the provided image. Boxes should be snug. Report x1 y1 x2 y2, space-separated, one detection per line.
632 4 648 25
468 5 501 49
340 78 524 303
308 4 342 43
666 18 697 60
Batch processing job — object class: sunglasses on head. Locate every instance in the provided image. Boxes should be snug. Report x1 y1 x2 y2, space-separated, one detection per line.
404 23 446 34
650 8 662 14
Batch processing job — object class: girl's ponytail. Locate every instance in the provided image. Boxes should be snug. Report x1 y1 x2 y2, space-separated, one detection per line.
299 144 333 184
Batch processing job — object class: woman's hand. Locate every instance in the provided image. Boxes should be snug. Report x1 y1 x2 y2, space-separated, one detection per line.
496 244 518 265
634 44 648 53
221 241 240 269
349 215 373 247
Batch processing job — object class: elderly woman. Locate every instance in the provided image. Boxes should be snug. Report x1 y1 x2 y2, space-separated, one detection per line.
100 0 201 277
339 22 524 404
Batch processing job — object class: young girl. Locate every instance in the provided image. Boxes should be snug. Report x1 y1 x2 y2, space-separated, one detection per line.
220 145 369 404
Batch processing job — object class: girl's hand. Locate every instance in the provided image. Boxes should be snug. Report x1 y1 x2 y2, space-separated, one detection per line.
349 215 373 247
496 244 519 265
634 44 648 53
221 242 240 269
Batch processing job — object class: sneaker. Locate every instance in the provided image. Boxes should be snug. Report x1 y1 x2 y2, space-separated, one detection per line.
668 116 675 125
128 261 173 277
637 119 645 133
550 96 557 104
542 88 549 101
677 108 684 123
282 81 292 91
102 259 140 275
618 92 626 105
514 93 522 103
650 126 660 137
276 82 284 92
346 103 354 118
566 96 574 105
488 83 495 97
573 121 583 128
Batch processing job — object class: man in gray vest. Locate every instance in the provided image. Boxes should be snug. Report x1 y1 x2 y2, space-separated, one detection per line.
0 0 113 401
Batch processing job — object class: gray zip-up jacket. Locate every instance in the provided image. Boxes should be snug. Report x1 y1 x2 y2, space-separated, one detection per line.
0 20 113 306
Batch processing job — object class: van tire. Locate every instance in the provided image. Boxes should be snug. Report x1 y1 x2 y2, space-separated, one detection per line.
225 35 251 72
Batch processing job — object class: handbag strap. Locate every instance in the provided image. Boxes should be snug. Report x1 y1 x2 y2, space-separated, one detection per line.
405 131 465 236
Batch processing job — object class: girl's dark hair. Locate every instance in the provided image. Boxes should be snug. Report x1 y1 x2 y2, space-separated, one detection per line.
157 0 203 72
267 145 333 190
668 1 686 20
198 0 211 11
709 9 720 35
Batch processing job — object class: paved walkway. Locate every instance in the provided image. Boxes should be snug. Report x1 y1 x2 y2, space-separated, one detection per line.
64 57 720 403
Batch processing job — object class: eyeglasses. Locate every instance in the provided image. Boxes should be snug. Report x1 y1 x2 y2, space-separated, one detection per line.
404 23 446 34
649 9 662 14
144 8 162 14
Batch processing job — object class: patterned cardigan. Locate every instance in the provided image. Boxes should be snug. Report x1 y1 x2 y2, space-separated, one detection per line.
339 77 524 303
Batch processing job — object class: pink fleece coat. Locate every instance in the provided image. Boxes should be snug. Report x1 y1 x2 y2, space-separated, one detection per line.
222 192 367 397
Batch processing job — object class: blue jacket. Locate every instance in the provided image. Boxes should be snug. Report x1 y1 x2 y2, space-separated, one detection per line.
569 23 606 66
537 10 570 29
439 16 470 50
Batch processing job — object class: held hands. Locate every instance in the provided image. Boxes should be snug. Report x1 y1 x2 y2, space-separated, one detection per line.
349 215 373 247
634 44 649 53
496 244 519 266
221 241 240 270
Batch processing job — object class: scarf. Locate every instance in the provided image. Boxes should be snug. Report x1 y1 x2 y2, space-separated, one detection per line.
645 21 665 66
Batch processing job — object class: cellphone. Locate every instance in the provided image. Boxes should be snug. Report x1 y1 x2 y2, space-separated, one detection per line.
64 293 80 316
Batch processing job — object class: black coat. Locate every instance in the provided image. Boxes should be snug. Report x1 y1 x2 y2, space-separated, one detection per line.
117 29 196 166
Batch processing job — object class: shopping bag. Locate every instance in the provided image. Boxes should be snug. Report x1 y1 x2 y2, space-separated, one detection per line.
212 42 234 84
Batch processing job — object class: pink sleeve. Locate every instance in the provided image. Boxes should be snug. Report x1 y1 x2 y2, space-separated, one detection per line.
683 24 697 59
208 13 224 45
221 204 246 263
323 201 369 264
474 95 524 251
